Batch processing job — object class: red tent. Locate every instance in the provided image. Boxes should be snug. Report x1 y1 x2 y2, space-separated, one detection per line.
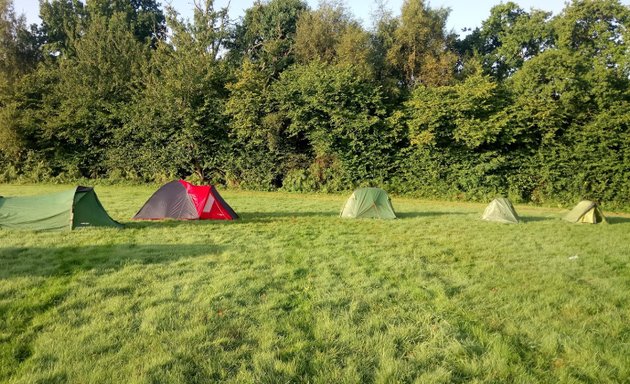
133 180 238 220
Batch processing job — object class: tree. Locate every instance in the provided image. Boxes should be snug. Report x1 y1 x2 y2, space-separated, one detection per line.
333 22 373 74
294 2 373 75
386 0 457 87
36 10 149 177
110 0 231 182
401 64 523 199
502 0 630 203
86 0 166 45
0 0 39 86
39 0 165 59
555 0 629 59
38 0 87 58
370 1 401 94
227 0 306 77
0 0 41 161
407 69 508 149
272 61 397 186
458 2 554 80
224 58 293 188
294 1 351 63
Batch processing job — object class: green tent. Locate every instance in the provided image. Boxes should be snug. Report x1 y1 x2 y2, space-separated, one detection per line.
564 200 606 224
0 187 122 231
340 188 396 219
482 197 519 224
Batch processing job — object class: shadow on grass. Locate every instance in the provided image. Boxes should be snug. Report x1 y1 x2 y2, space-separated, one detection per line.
242 211 469 220
248 211 338 217
606 216 630 224
396 211 467 219
245 211 469 221
0 244 223 279
520 215 558 223
122 212 338 227
122 219 244 229
242 211 338 221
518 215 630 224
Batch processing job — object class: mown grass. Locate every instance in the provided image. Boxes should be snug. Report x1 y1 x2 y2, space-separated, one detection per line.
1 184 629 383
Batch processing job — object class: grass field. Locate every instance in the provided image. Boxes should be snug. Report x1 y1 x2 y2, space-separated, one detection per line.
1 184 629 383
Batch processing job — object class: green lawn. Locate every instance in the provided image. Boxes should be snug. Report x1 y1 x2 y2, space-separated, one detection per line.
1 184 629 383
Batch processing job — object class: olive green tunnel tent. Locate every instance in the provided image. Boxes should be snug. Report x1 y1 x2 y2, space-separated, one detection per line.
0 187 122 231
564 200 606 224
481 197 520 224
340 187 396 219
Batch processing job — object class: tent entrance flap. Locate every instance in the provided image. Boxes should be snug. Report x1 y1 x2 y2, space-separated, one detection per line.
180 181 211 216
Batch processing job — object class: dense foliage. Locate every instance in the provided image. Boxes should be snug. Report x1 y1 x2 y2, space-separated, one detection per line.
1 0 629 208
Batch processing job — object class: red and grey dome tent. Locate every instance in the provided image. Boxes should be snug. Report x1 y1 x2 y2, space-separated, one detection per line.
133 180 238 220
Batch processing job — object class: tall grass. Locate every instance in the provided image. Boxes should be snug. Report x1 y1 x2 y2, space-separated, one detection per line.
1 184 629 383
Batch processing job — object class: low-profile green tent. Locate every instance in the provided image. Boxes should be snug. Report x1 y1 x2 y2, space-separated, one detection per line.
482 197 519 224
340 187 396 219
0 187 122 231
564 200 606 224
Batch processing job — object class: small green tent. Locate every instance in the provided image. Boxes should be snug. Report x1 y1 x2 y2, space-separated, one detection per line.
564 200 606 224
482 197 519 224
340 188 396 219
0 187 122 231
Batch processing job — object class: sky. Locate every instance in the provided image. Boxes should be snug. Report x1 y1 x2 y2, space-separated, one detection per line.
13 0 629 35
